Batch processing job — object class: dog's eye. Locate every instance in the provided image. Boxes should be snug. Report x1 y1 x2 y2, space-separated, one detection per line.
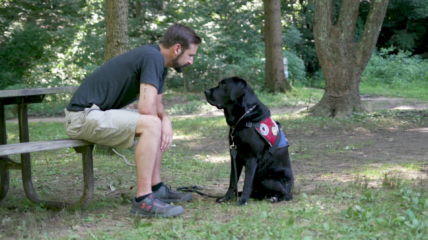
221 83 226 87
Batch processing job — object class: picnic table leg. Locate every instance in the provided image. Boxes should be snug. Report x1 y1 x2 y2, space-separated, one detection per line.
0 101 10 201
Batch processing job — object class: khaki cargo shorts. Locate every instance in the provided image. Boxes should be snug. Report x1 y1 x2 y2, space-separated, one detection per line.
64 104 140 149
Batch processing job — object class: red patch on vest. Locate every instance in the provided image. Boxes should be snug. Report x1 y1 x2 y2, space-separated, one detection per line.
256 117 280 147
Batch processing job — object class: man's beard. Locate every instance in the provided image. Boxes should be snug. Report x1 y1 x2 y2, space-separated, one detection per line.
172 52 189 73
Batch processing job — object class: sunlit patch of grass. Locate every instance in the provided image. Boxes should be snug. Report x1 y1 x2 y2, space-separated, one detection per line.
166 101 216 115
360 82 428 101
172 117 228 138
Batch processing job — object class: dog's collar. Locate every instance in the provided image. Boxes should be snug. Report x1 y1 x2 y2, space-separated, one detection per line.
233 105 257 128
230 105 257 150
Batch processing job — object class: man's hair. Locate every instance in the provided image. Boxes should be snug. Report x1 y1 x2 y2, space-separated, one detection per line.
160 23 202 50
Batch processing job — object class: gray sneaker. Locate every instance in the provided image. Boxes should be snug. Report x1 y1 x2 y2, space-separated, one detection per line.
153 185 193 203
130 193 184 218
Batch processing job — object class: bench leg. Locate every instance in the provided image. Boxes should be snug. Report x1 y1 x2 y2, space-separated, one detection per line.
0 101 10 201
20 145 95 210
73 145 95 209
0 160 9 202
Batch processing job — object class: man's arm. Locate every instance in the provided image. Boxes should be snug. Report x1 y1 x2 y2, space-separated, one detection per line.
138 83 158 115
156 94 173 151
156 94 168 120
137 83 172 151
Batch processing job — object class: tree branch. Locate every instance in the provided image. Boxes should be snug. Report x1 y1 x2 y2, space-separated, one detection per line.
358 0 389 62
314 0 333 41
337 0 360 43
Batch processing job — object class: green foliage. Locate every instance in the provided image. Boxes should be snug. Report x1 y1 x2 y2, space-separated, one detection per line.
0 0 95 90
378 0 428 53
0 23 50 89
2 0 428 119
362 47 428 85
360 46 428 99
284 50 306 84
282 1 318 75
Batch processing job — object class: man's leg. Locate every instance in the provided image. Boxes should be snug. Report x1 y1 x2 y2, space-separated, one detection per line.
134 115 161 197
150 142 193 203
131 115 184 218
151 148 163 185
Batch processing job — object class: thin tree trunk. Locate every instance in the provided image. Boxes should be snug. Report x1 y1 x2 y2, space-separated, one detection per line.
263 0 292 93
104 0 129 62
311 0 389 118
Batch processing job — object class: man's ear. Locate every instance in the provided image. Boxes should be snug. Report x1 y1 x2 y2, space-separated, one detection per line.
174 44 182 56
230 77 247 101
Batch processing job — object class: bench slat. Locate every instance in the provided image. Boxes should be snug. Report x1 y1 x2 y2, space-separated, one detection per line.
0 139 93 156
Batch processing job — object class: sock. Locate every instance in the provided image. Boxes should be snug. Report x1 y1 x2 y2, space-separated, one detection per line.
135 193 151 202
152 182 164 192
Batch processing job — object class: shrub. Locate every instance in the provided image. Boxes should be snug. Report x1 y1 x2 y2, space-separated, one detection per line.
362 47 428 87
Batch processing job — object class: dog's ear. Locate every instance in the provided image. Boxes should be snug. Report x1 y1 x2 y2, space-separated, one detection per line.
230 77 247 101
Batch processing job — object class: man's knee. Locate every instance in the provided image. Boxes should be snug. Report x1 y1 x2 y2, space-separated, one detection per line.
136 115 162 138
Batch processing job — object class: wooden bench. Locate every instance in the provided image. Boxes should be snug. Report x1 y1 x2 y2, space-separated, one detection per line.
0 86 95 209
0 139 94 209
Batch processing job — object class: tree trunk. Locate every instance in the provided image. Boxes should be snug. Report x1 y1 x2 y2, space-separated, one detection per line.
263 0 292 93
311 0 389 118
104 0 129 62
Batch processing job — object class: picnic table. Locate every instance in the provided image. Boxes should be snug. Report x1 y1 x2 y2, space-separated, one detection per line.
0 87 95 209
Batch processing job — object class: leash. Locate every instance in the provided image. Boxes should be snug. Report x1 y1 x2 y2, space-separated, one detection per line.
112 148 136 166
176 186 223 198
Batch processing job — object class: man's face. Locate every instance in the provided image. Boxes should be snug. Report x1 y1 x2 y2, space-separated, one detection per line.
172 44 199 73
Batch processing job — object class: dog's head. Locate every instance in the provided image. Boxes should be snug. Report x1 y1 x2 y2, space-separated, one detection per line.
204 76 269 126
204 76 248 109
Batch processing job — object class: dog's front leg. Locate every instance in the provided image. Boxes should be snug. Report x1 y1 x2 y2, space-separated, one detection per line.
216 157 244 203
239 158 257 206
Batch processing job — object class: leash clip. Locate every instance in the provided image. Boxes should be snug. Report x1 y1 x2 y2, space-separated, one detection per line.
230 143 236 149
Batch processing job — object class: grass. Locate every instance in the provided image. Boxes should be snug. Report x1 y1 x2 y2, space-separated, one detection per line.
360 82 428 101
306 80 428 102
1 102 428 239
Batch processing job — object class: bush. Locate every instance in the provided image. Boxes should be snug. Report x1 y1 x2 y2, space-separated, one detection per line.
362 47 428 87
284 50 307 85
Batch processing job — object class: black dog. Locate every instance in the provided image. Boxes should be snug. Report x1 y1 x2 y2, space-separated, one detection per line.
204 76 294 205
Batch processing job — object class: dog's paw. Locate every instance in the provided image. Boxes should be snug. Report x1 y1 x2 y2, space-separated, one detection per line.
284 194 293 201
216 195 233 203
237 197 249 206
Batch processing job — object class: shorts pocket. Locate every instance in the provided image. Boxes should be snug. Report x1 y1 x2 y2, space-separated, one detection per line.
65 111 85 138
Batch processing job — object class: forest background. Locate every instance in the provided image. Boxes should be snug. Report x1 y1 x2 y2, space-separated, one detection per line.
1 0 428 116
1 1 428 238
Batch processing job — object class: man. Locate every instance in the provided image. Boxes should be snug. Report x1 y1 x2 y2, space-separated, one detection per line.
64 23 201 218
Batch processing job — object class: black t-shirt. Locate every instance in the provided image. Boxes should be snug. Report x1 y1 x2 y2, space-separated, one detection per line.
67 44 168 111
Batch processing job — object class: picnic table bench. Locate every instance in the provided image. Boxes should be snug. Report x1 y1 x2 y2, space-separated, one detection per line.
0 86 95 209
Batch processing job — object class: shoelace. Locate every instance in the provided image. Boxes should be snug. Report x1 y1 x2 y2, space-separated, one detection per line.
164 185 176 194
153 196 167 206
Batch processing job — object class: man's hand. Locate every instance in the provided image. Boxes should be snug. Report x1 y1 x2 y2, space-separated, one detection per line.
160 116 173 151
